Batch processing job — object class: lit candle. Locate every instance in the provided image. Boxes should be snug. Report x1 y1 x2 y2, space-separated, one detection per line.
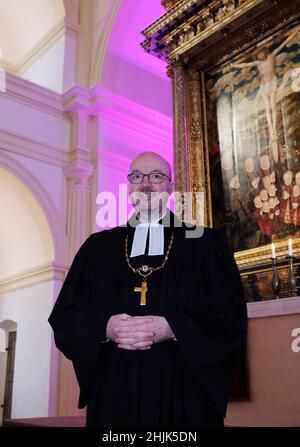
288 238 293 257
271 242 276 259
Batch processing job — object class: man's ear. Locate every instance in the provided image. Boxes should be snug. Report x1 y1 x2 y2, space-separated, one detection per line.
169 181 174 194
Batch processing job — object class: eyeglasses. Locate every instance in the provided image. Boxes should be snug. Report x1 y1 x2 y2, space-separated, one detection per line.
127 172 171 184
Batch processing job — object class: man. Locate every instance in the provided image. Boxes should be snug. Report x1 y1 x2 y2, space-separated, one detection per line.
48 152 247 427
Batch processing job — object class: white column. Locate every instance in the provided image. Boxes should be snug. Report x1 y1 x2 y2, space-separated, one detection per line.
63 92 96 259
57 90 95 416
64 160 94 263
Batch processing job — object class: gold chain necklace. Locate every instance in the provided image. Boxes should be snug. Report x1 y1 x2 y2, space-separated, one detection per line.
125 231 174 305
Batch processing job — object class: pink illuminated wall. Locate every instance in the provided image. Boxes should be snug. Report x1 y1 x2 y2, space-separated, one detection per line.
106 0 168 81
102 51 172 116
102 0 171 114
97 0 173 229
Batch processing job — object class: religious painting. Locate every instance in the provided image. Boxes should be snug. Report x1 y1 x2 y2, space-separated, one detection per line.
206 21 300 254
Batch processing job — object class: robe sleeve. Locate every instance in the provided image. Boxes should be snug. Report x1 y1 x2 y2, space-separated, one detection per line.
166 227 248 415
48 234 111 407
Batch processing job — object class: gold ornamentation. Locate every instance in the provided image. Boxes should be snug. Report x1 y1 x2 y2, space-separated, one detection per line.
134 281 148 306
142 0 199 37
125 232 174 278
161 0 181 11
214 0 236 22
190 119 201 137
125 232 174 305
170 60 189 218
141 0 275 63
184 68 212 226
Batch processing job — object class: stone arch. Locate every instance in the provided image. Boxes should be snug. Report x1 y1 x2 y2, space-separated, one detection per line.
0 151 65 263
0 0 65 65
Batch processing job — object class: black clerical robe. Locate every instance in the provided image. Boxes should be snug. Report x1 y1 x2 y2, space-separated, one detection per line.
48 212 247 427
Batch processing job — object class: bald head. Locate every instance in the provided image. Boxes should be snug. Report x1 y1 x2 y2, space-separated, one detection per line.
128 152 173 220
129 152 172 179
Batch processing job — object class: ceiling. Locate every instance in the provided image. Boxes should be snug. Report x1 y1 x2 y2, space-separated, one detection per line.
0 0 64 65
0 0 167 79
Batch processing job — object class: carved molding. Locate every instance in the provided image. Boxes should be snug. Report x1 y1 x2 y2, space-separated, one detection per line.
0 128 67 168
141 0 300 67
64 159 94 191
161 0 181 11
185 68 212 226
190 1 300 72
0 262 67 294
3 72 64 119
170 61 188 218
0 150 65 262
1 18 79 77
142 0 200 37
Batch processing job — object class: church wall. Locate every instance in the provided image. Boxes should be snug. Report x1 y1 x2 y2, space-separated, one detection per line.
0 73 69 257
3 153 67 241
0 72 68 417
101 50 172 117
98 1 173 228
0 281 54 418
0 330 5 351
91 86 173 230
0 167 55 280
0 1 78 93
21 36 66 93
226 313 300 426
0 80 69 150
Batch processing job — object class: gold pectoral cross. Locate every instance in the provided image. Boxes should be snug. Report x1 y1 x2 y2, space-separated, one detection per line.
134 280 148 305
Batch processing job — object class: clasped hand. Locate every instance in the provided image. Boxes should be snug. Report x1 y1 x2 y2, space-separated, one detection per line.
106 313 175 351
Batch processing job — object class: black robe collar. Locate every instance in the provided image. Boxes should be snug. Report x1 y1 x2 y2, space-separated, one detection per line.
123 208 183 232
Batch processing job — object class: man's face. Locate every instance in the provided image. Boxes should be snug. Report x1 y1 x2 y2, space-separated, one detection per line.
284 171 292 186
260 155 270 170
128 153 173 217
257 50 268 61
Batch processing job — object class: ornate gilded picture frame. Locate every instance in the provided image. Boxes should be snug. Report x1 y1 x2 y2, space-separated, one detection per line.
205 20 300 301
142 0 300 301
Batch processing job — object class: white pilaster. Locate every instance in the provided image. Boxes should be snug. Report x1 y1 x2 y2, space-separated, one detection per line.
64 160 94 262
